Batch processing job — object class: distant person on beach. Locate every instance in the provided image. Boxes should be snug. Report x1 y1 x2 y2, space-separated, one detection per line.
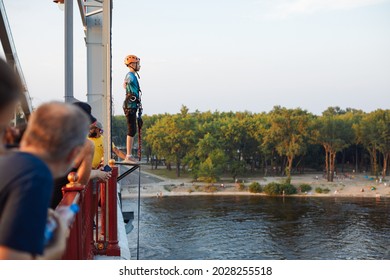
122 54 142 163
0 101 90 259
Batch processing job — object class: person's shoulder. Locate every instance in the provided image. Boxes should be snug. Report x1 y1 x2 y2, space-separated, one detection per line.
97 136 104 145
86 138 95 149
18 152 47 167
92 136 104 146
128 72 137 80
0 152 52 191
1 152 47 170
125 72 132 79
87 137 98 145
74 139 94 162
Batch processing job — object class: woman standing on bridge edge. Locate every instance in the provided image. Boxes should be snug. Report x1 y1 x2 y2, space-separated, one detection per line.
122 54 142 164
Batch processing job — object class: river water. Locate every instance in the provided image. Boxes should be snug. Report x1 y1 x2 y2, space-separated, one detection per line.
125 196 390 260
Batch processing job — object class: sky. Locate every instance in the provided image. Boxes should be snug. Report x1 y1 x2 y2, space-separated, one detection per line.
1 0 390 116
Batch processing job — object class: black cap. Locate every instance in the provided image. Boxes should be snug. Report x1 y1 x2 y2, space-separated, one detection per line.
73 102 97 124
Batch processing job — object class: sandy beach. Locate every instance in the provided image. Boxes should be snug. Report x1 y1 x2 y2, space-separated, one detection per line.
120 168 390 199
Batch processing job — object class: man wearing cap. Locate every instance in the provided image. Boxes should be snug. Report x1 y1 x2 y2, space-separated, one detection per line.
88 121 104 169
73 102 97 125
92 122 126 161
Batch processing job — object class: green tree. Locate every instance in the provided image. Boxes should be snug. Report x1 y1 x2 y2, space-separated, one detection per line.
375 110 390 179
112 115 127 147
355 110 390 179
355 112 378 178
145 106 196 177
264 106 312 183
142 114 161 164
250 112 270 174
216 112 258 179
314 107 355 182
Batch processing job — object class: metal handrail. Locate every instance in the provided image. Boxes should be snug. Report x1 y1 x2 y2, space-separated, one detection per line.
58 177 94 260
58 163 120 259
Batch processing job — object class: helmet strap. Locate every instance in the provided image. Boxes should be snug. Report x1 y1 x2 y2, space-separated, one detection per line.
129 65 141 79
128 61 140 78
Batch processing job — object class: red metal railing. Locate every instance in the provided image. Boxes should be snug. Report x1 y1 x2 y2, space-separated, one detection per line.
57 162 120 259
106 166 120 255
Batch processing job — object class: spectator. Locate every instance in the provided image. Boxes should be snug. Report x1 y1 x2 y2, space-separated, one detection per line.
93 121 126 161
3 123 27 149
88 121 104 169
0 58 22 154
88 121 111 181
51 101 97 208
0 101 90 259
71 102 97 184
51 105 111 208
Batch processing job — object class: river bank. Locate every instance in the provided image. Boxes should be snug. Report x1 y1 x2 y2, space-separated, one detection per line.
120 169 390 199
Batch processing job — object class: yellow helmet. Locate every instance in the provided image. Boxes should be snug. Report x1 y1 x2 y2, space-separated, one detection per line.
124 55 140 66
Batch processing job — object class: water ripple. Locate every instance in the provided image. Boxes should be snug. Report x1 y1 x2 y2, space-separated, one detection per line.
126 196 390 260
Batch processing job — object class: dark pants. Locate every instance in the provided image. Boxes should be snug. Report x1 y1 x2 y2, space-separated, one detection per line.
126 109 137 137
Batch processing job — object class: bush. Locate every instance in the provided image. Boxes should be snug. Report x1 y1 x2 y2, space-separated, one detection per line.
263 182 281 195
315 187 330 194
248 182 263 193
236 183 246 191
280 182 297 195
299 183 312 193
204 184 218 193
315 187 323 193
322 188 330 194
198 176 217 183
263 182 296 195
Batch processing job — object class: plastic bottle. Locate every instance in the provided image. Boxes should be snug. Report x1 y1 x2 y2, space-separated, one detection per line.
44 204 80 245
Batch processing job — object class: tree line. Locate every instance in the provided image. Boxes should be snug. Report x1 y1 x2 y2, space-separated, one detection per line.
112 106 390 183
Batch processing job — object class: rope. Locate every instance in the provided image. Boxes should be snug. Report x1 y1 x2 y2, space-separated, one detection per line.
136 97 142 259
137 108 143 161
137 164 141 260
138 126 142 161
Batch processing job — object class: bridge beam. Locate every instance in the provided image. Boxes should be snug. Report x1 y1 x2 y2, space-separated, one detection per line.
82 0 112 163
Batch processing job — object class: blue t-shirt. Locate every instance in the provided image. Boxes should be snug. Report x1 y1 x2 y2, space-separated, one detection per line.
124 72 140 109
0 152 53 255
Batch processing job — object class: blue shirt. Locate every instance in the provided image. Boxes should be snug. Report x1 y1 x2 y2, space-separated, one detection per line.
124 72 140 109
0 152 53 255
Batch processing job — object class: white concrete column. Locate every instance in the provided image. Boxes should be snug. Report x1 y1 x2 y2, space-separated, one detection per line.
64 0 74 103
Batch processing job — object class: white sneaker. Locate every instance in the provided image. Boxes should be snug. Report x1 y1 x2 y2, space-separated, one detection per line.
123 155 139 164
